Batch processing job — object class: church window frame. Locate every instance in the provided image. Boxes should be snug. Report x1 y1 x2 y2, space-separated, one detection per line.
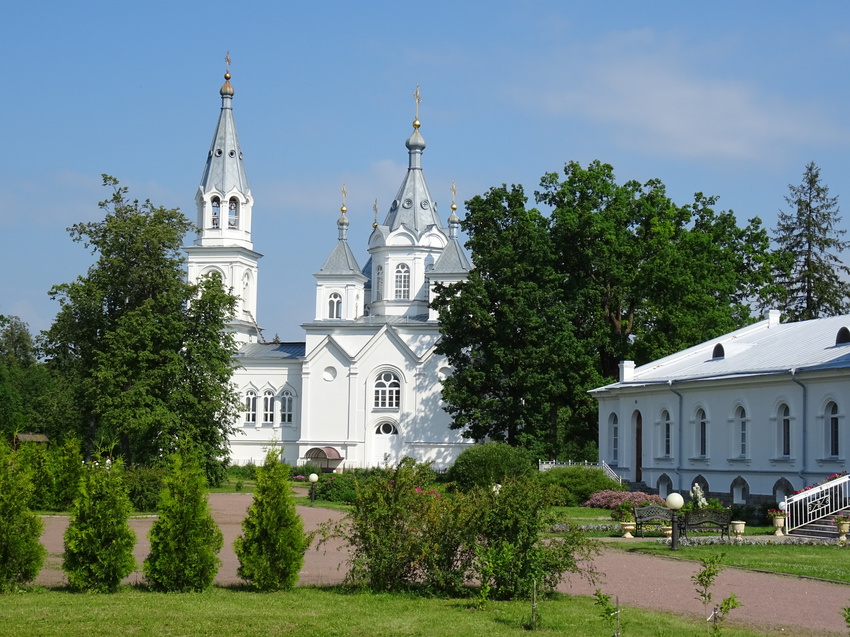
609 413 619 465
374 371 401 409
375 422 398 436
661 409 672 458
279 390 294 424
695 407 709 458
779 403 791 457
328 293 342 319
733 405 748 458
394 263 410 300
211 197 221 229
827 401 840 457
375 265 384 301
245 390 258 424
228 197 239 229
262 390 275 425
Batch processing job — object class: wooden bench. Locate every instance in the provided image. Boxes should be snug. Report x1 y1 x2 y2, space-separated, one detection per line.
682 509 731 538
633 505 673 537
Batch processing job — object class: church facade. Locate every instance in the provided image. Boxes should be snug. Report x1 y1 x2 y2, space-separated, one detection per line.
185 71 472 470
592 310 850 503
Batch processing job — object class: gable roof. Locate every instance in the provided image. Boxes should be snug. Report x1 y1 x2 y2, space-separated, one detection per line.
592 312 850 392
237 342 306 360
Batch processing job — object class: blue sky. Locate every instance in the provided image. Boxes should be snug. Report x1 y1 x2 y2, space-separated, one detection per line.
4 2 850 341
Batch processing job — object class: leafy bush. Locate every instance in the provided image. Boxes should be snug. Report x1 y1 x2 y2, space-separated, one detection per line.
63 458 136 592
0 441 46 591
538 467 625 507
50 437 84 511
234 448 307 591
144 450 223 592
293 462 323 479
17 443 54 510
582 489 664 510
323 458 597 599
315 473 358 503
227 463 258 482
446 442 535 491
123 464 167 512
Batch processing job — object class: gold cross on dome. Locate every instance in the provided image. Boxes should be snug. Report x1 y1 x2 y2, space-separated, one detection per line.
413 84 421 120
341 182 347 208
225 51 231 72
451 180 457 206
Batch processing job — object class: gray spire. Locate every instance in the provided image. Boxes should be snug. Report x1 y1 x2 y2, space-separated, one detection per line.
199 70 250 196
317 205 362 275
381 119 443 235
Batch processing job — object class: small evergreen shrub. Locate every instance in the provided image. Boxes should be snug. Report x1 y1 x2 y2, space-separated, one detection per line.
63 458 136 592
143 450 223 592
234 448 307 591
17 443 54 510
538 467 625 507
315 473 358 503
582 489 664 510
123 464 167 512
446 442 535 491
0 441 46 591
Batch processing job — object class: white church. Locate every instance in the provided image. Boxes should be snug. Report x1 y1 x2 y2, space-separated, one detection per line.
184 70 472 470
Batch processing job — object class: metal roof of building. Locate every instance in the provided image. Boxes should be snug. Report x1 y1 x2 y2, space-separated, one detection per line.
236 342 306 360
593 312 850 392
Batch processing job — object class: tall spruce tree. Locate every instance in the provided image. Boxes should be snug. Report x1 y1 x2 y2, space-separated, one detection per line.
765 161 850 320
44 176 239 485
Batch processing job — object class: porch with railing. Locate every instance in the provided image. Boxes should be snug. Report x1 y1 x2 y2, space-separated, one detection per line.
538 459 622 484
784 473 850 533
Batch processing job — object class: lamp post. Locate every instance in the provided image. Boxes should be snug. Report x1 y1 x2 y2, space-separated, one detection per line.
309 473 318 505
666 492 684 551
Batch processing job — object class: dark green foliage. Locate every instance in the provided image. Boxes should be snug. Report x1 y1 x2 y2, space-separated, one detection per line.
0 441 47 591
315 473 358 503
234 448 306 591
63 458 136 592
143 451 223 592
226 463 257 482
763 161 850 320
123 465 167 512
50 437 84 511
16 443 54 510
44 176 239 486
537 467 625 507
446 442 535 491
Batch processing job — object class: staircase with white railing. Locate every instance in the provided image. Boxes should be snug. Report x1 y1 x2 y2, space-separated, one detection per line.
784 473 850 534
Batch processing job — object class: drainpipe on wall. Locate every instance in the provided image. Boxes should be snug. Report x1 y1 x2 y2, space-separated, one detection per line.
790 369 808 487
668 380 683 492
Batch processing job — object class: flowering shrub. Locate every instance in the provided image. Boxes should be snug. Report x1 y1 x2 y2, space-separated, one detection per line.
794 471 849 495
315 473 358 503
766 509 786 520
582 489 664 510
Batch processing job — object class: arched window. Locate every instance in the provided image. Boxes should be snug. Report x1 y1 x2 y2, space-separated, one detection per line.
837 327 850 345
375 422 398 435
374 372 400 409
712 343 725 359
609 413 619 465
328 293 342 319
245 390 257 424
696 408 708 457
828 401 840 457
262 390 275 424
394 264 410 300
228 198 239 229
279 390 294 424
735 406 748 458
661 410 672 457
779 403 791 457
376 265 384 301
211 197 221 228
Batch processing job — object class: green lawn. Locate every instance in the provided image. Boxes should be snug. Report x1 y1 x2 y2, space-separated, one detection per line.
629 543 850 583
0 586 800 637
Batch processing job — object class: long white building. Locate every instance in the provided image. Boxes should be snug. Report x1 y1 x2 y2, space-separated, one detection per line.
593 309 850 503
185 70 472 470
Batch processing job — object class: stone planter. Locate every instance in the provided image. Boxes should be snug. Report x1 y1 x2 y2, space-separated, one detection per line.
661 525 673 538
836 521 850 542
731 520 746 542
772 516 786 537
621 522 636 539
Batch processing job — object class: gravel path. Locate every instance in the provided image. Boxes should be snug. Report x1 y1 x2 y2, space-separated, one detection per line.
36 492 850 635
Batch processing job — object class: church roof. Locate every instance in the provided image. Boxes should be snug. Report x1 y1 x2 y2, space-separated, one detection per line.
199 69 250 196
593 312 850 392
317 239 362 275
376 119 444 237
237 342 306 359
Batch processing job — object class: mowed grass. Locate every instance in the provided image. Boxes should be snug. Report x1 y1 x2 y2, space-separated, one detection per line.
629 543 850 582
0 586 792 637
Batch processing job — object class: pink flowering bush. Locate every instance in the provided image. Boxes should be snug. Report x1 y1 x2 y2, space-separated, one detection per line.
582 490 664 510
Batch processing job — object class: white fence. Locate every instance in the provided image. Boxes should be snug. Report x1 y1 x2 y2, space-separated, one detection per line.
784 473 850 532
538 459 622 484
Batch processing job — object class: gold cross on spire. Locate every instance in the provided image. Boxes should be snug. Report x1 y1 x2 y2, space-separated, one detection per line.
372 198 379 228
340 182 348 213
451 180 457 205
413 84 422 121
225 51 231 72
